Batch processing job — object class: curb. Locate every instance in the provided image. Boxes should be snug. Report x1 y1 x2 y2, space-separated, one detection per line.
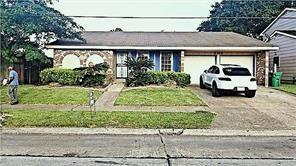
1 128 296 137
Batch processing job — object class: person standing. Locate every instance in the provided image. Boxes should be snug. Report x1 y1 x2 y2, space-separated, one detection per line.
7 66 19 105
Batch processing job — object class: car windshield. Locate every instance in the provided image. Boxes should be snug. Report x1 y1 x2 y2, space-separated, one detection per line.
223 67 251 76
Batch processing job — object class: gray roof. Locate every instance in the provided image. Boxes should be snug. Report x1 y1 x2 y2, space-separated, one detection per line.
49 31 275 48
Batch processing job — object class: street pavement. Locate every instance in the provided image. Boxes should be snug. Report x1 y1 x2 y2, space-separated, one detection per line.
1 133 296 165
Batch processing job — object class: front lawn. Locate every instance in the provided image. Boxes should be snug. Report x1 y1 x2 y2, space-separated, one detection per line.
275 84 296 95
2 110 215 129
115 87 206 106
0 85 102 105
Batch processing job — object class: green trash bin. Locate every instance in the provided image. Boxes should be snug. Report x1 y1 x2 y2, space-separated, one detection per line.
272 72 283 87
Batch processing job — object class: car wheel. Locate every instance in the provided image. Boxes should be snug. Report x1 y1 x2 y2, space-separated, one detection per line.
245 90 256 98
212 82 221 97
200 77 206 89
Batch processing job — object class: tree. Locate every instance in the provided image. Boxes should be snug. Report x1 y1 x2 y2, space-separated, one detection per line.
125 57 154 87
110 28 123 32
197 0 295 37
0 0 84 63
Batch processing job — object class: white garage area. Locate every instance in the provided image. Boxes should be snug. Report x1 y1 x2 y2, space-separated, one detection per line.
184 56 216 84
220 56 254 75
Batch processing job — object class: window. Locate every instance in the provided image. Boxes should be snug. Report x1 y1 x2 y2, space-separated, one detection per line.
207 66 215 73
62 54 80 69
161 52 172 71
213 66 220 74
273 57 280 67
223 67 251 76
137 51 149 60
86 54 104 66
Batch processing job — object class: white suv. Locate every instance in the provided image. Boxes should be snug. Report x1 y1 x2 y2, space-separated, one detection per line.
200 64 257 98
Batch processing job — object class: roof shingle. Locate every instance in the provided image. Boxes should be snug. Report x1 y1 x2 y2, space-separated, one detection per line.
49 31 275 48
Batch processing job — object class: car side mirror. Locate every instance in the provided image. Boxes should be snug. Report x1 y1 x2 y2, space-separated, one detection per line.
204 70 208 73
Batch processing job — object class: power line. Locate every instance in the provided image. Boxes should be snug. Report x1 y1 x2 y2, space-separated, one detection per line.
67 16 296 19
1 15 296 19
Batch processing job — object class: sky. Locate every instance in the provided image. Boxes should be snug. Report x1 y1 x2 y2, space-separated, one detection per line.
51 0 220 32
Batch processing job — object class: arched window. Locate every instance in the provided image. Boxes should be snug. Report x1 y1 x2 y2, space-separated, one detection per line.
62 54 80 69
86 54 104 66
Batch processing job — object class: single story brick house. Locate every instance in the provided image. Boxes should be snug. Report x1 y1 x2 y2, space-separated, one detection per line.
260 8 296 83
46 31 278 86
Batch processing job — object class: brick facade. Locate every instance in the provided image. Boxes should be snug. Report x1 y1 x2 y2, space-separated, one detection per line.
53 49 116 82
256 51 268 86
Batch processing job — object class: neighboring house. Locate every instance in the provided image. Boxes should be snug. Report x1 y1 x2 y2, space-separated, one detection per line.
260 8 296 83
46 31 278 87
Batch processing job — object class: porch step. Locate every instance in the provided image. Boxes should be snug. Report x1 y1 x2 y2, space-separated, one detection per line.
114 79 126 83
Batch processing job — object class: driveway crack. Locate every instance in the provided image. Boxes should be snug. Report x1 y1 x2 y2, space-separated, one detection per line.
158 130 171 166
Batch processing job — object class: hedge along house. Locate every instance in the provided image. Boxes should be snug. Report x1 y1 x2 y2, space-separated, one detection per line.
46 31 278 87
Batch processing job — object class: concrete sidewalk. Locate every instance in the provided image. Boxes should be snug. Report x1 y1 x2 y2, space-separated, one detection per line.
2 127 296 137
1 104 209 113
95 82 125 107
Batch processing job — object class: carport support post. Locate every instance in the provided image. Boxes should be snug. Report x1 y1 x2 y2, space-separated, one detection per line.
180 51 185 72
265 51 269 87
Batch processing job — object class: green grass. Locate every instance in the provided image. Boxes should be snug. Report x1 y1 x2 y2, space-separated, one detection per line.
2 110 215 129
0 85 102 105
276 84 296 95
115 87 206 106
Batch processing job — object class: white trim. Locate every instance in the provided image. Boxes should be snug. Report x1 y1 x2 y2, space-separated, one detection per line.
265 51 270 88
153 53 156 70
160 51 173 71
171 52 173 71
260 8 296 36
254 54 257 77
270 31 296 39
160 52 162 71
46 45 279 51
216 53 221 64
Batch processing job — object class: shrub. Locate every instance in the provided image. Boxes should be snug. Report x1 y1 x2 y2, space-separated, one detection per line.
40 68 80 85
167 72 191 87
75 62 109 87
127 71 191 87
126 72 150 87
146 71 169 85
80 75 105 87
40 62 110 87
125 57 154 87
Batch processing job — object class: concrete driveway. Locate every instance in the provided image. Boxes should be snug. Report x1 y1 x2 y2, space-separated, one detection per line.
193 87 296 130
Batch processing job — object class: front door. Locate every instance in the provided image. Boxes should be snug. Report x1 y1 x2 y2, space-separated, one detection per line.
116 53 128 78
